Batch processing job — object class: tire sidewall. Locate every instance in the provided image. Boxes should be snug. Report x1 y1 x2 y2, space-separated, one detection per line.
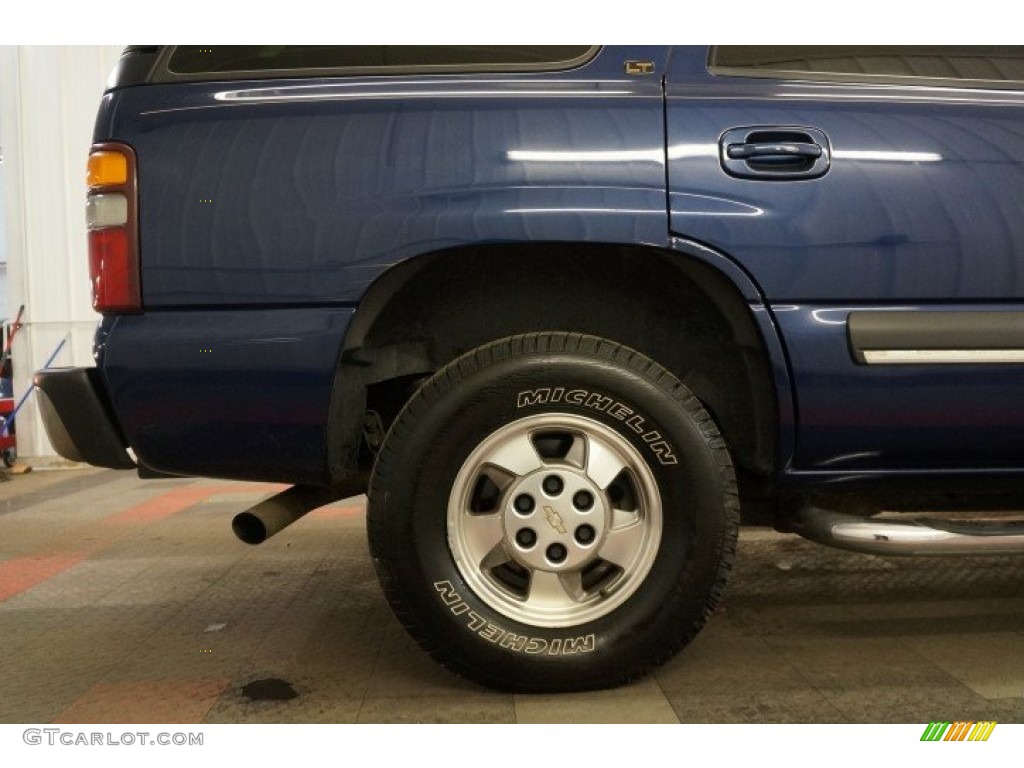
372 348 732 689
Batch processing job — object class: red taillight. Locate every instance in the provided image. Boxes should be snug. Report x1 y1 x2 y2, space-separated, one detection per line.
86 143 140 313
88 228 140 312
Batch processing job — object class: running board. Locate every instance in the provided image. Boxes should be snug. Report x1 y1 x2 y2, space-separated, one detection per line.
792 507 1024 556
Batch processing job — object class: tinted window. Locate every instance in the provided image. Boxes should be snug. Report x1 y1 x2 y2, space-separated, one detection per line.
168 46 594 75
711 46 1024 84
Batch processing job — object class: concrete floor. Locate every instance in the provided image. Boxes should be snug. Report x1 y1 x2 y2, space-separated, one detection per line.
1 467 1022 724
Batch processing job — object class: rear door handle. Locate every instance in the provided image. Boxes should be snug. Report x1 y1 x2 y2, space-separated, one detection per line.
720 126 831 180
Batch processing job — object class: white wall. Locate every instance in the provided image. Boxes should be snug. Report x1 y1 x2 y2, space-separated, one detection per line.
0 45 124 460
0 152 5 263
0 155 7 320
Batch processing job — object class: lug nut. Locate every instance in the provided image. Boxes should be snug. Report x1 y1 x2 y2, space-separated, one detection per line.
516 528 537 548
575 524 596 545
542 475 564 496
573 490 594 511
513 494 535 514
546 543 568 563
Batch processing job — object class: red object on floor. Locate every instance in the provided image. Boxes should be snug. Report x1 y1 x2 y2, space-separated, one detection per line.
0 396 15 456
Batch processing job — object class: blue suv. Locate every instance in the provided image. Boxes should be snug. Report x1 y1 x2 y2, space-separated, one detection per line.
35 46 1024 691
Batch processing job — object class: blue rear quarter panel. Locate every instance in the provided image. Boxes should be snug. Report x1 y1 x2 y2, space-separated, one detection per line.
96 47 682 483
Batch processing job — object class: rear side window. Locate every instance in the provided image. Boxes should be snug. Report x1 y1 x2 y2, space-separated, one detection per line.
710 46 1024 87
164 45 597 80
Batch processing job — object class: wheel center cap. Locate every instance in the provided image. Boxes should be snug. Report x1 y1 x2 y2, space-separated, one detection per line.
542 505 567 534
503 468 607 571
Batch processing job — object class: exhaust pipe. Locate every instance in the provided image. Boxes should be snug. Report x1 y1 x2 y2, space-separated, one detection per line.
232 485 346 545
793 506 1024 556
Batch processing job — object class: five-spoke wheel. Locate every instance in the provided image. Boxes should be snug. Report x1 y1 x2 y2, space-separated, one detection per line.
448 414 661 626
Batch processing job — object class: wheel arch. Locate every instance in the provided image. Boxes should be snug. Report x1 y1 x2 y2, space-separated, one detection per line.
329 241 784 484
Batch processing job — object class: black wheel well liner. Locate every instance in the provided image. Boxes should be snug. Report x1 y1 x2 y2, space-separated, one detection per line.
327 242 779 484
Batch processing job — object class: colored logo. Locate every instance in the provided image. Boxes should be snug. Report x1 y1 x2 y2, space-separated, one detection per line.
921 721 996 742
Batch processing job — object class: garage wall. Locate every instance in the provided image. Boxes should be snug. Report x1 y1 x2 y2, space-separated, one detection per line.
0 169 7 322
0 45 124 461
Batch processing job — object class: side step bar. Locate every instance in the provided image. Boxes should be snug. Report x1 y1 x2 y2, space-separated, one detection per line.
792 507 1024 556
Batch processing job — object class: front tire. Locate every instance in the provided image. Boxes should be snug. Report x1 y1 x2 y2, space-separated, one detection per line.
367 333 738 692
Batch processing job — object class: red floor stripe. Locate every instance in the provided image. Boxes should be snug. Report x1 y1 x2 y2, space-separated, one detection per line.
0 483 281 602
105 488 212 524
0 553 89 602
106 483 289 525
0 482 321 603
310 504 365 519
52 678 232 724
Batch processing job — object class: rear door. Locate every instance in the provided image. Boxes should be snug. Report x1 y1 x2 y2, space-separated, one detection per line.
666 46 1024 473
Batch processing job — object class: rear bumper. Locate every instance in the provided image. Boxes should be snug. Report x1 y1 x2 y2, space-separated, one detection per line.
33 367 136 469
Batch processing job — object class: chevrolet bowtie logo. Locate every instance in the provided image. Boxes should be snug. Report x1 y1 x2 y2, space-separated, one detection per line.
543 505 567 534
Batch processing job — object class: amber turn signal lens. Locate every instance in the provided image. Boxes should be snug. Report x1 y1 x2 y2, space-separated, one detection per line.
87 150 128 188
